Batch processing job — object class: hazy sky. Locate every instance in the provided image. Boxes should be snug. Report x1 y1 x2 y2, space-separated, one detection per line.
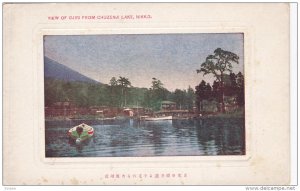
44 34 244 91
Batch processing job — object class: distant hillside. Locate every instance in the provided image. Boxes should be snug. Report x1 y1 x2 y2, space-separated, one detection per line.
44 56 100 84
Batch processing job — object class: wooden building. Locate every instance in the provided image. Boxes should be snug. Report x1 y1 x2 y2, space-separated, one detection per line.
161 101 176 111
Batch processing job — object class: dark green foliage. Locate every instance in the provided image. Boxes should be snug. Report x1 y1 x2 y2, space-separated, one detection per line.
143 78 171 111
236 72 244 106
197 48 240 112
44 78 111 107
195 80 213 112
117 76 132 107
172 86 195 110
195 72 244 113
44 77 196 111
196 48 239 79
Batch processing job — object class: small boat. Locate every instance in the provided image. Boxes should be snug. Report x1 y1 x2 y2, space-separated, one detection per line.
68 123 94 144
144 116 173 121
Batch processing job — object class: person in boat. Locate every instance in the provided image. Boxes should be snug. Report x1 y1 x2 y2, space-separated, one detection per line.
76 126 83 137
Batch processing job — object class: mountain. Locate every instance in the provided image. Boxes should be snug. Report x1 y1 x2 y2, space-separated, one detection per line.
44 56 100 84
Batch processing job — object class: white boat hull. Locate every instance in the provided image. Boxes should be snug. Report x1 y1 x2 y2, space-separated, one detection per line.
144 116 172 121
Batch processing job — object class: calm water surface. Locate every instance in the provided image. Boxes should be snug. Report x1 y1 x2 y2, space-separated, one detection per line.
45 117 245 157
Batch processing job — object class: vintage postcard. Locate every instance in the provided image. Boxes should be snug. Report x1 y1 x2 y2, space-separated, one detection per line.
3 3 290 185
44 34 245 158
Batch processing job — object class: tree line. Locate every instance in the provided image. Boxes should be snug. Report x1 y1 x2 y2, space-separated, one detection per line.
44 76 195 111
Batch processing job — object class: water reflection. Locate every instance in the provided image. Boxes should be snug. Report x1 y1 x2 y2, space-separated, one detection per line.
194 118 245 155
45 117 245 157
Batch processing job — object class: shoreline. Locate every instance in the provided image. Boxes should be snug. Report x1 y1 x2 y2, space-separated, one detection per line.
45 110 244 122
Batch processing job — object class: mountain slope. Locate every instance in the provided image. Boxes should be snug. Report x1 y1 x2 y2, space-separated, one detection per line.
44 56 100 84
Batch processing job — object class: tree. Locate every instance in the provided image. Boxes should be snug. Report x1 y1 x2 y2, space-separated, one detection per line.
146 78 170 111
212 80 221 105
229 73 237 88
186 86 195 110
226 72 238 96
174 89 186 109
195 80 212 113
151 78 164 90
108 77 120 107
236 72 244 106
197 48 239 112
117 76 131 107
109 77 118 86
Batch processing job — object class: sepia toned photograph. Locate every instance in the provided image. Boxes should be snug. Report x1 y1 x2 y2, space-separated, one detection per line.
44 34 245 157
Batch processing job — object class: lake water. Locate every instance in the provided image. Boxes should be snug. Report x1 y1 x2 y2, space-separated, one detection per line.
45 117 245 157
